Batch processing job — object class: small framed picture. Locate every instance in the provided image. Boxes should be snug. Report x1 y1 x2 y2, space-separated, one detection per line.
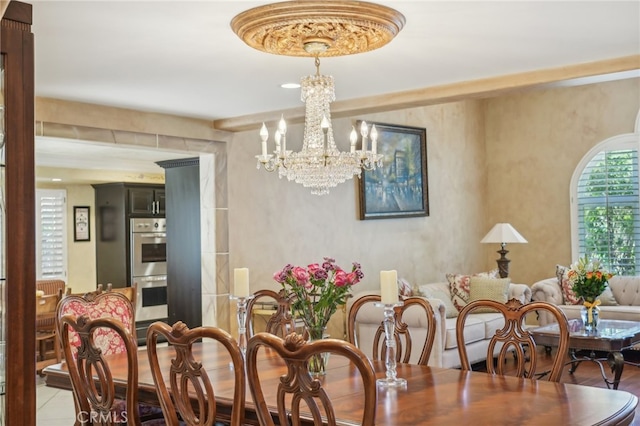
73 206 90 242
357 122 429 220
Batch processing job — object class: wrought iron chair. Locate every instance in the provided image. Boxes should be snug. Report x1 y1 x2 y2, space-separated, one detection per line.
456 298 570 382
347 294 437 365
146 321 245 426
246 332 377 426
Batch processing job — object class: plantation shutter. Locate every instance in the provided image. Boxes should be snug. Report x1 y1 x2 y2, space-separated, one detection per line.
36 189 67 279
576 148 640 275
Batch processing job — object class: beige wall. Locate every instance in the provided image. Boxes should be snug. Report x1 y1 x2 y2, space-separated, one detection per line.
34 77 640 335
65 185 97 294
228 100 489 337
484 78 640 286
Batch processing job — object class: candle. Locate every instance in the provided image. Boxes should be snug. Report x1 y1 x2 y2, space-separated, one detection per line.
234 268 250 297
350 126 357 153
260 123 268 157
370 124 378 155
380 270 398 304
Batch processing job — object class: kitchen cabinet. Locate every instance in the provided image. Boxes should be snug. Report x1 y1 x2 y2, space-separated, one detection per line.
129 187 165 216
93 183 165 287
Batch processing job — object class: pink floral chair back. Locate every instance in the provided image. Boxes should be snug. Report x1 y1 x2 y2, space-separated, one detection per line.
56 291 136 357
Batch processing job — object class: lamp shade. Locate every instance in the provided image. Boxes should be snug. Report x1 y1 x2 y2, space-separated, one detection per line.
481 223 528 244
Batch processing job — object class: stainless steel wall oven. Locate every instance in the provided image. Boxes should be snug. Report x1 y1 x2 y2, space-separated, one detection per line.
130 218 168 323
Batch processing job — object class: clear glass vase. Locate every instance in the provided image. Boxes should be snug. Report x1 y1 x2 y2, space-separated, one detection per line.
580 302 600 332
306 326 329 377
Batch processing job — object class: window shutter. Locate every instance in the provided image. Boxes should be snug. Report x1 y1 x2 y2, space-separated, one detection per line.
576 148 640 275
36 189 67 279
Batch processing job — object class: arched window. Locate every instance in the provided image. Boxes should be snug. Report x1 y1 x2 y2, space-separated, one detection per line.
570 112 640 275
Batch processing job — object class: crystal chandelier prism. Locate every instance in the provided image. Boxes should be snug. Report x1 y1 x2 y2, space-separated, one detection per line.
231 0 405 195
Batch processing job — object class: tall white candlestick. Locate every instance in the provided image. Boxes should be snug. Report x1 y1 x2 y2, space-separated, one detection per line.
234 268 250 297
380 270 398 304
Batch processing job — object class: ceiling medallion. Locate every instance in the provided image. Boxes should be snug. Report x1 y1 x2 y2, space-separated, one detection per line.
231 1 405 195
231 1 406 57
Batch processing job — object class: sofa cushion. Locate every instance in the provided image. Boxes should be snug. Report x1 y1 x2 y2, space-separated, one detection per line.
557 264 580 305
443 316 482 350
599 285 619 306
419 286 458 318
469 277 510 313
446 269 499 312
444 312 506 350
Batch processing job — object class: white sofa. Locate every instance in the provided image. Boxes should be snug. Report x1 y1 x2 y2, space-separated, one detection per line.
531 275 640 326
347 282 532 369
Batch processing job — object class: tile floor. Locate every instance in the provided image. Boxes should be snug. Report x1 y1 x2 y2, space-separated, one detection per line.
36 375 76 425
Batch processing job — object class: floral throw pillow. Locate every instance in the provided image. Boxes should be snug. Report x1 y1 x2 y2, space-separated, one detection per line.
446 269 499 312
397 277 413 298
557 264 580 305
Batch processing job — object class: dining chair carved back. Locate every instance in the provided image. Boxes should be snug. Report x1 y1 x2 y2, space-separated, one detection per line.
246 289 297 338
56 291 136 357
58 314 166 426
246 332 377 426
347 294 437 365
456 298 570 382
146 321 246 426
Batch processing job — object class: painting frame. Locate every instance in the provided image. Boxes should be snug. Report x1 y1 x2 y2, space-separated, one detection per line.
73 206 91 242
357 122 429 220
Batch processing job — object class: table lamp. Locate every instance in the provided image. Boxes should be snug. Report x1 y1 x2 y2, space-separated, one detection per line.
481 223 527 278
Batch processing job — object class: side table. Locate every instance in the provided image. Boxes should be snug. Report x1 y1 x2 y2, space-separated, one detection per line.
530 319 640 389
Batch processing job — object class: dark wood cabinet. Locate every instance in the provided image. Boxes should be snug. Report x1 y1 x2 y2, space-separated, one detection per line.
128 187 165 216
93 183 165 287
158 158 202 328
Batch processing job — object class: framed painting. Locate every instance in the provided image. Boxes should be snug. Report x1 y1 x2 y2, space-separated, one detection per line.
357 122 428 220
73 206 90 241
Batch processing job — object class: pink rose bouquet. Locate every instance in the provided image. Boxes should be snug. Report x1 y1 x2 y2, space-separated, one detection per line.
273 257 363 335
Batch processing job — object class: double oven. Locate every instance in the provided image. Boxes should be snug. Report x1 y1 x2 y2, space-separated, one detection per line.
130 218 168 340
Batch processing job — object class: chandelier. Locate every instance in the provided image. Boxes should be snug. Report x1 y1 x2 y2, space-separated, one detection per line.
231 1 406 195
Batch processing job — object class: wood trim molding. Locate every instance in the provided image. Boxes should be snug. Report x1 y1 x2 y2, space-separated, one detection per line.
2 1 36 425
214 55 640 132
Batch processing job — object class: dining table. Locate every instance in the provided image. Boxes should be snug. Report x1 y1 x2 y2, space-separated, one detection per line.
43 341 638 425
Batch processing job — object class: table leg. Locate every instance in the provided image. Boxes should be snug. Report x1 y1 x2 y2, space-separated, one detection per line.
606 352 624 390
568 348 582 374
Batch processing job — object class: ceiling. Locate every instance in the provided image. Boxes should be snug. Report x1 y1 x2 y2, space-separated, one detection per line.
29 1 640 172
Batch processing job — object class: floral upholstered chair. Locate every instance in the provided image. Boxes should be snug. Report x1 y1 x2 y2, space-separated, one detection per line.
57 291 136 357
56 290 164 423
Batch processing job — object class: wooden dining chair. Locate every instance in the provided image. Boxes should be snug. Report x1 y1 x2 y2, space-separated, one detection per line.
35 290 63 369
245 289 297 338
56 290 164 424
57 290 137 357
456 298 570 382
346 294 437 365
146 321 245 426
246 332 377 426
58 314 164 426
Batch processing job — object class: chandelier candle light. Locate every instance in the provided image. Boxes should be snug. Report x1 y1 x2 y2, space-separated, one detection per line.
376 270 406 388
231 0 405 195
230 267 253 356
